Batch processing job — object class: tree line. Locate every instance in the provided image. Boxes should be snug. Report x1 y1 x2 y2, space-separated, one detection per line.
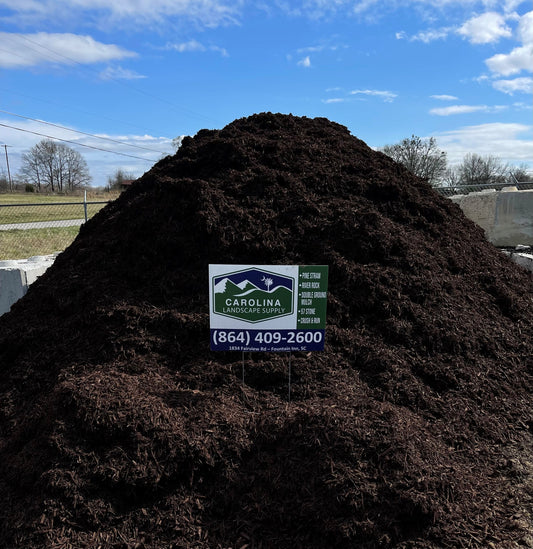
380 135 533 188
0 139 138 194
2 135 531 194
18 139 92 192
0 139 136 194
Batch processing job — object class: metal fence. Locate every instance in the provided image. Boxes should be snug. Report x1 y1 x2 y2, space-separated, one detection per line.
0 195 111 260
434 181 533 197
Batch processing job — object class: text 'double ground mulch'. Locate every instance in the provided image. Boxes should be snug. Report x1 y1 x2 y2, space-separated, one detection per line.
0 113 532 549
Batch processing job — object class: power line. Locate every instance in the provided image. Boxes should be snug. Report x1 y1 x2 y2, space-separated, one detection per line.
0 121 159 161
0 108 169 154
14 33 217 125
0 86 169 137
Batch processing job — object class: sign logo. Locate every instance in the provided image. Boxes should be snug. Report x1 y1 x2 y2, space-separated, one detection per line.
212 267 294 323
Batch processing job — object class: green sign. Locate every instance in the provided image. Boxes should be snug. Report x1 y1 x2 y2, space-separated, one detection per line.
209 264 328 352
296 265 328 330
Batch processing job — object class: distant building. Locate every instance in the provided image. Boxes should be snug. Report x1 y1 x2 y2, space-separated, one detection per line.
120 179 135 190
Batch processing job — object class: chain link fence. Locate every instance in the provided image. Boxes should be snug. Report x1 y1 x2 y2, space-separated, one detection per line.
0 195 112 260
434 181 533 197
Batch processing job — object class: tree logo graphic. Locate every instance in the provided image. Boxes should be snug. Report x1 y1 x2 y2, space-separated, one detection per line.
212 267 294 323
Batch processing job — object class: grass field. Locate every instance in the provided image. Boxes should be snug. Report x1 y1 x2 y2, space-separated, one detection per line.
0 192 119 260
0 192 118 224
0 226 80 260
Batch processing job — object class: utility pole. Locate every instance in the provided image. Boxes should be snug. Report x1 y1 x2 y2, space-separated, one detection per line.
3 144 13 191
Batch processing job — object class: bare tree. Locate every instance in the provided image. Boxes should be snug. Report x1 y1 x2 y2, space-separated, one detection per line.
20 139 55 191
381 135 447 186
20 139 91 192
509 163 533 184
457 153 508 187
441 167 462 191
62 145 91 191
0 168 8 192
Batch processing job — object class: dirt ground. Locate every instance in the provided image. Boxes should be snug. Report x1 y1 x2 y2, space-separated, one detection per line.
0 113 532 548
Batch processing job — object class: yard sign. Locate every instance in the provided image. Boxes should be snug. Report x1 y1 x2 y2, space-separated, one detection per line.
209 264 328 352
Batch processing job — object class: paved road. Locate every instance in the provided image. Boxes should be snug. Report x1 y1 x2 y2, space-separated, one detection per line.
0 219 85 231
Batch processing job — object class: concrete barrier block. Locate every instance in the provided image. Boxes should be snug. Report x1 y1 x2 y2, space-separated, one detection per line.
0 254 58 315
450 191 497 237
451 189 533 247
492 191 533 247
510 252 533 273
0 267 27 316
24 256 56 285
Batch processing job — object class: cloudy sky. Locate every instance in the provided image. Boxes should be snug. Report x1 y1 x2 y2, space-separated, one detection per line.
0 0 531 187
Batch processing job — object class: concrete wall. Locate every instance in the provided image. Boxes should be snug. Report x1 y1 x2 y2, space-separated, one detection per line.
450 187 533 247
0 254 58 315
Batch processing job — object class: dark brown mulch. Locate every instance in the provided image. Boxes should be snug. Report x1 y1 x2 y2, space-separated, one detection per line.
0 113 532 549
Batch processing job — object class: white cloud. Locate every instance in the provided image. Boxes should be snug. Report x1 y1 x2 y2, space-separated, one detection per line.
275 0 499 20
396 9 527 47
397 27 451 43
430 104 508 115
486 45 533 76
0 0 242 28
165 40 228 56
297 42 346 54
350 0 381 16
322 97 346 103
167 39 206 53
437 122 533 166
484 11 533 76
298 55 311 67
503 0 525 13
0 32 135 68
431 94 459 101
517 10 533 43
322 87 397 103
350 89 397 102
211 45 229 56
297 45 326 53
492 76 533 94
99 66 146 80
431 105 485 115
513 101 533 110
457 12 512 44
485 44 533 76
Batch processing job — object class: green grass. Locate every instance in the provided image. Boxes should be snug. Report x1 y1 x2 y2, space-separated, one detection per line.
0 226 80 260
0 193 115 224
0 192 120 260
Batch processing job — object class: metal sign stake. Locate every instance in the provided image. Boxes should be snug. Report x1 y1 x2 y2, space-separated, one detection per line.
288 352 292 402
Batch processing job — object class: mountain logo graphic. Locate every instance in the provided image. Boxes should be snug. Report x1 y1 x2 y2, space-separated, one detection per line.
212 267 294 323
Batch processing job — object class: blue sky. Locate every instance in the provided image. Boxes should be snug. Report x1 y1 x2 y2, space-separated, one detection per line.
0 0 531 187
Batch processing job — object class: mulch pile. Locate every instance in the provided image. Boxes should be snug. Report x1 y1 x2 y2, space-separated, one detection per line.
0 113 532 549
